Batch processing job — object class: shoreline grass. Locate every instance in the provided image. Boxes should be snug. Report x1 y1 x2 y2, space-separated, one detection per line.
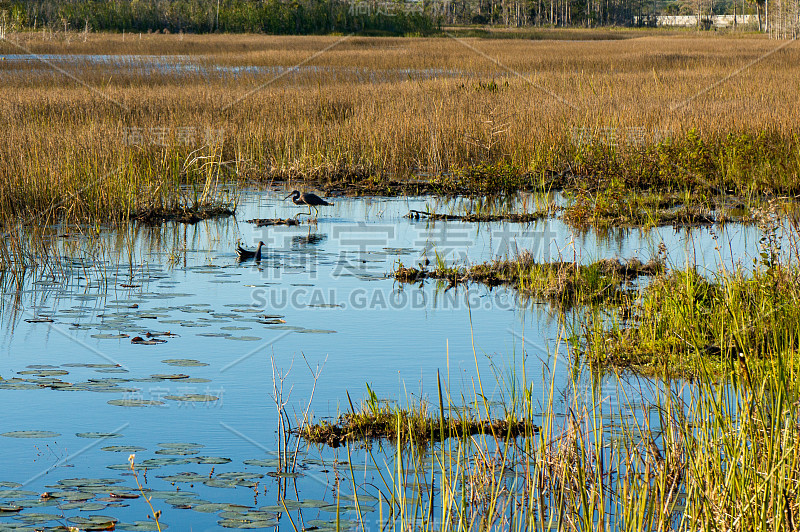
302 340 800 531
578 260 800 377
393 219 800 379
573 212 800 376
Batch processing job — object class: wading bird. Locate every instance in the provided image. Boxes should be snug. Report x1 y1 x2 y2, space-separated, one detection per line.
236 241 265 261
284 190 333 218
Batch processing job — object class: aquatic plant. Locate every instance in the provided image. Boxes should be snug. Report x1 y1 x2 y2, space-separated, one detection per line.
128 454 163 532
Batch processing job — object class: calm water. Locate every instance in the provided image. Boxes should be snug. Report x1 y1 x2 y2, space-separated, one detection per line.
0 189 769 530
0 53 469 82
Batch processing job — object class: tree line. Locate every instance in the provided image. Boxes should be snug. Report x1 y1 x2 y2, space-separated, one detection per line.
0 0 780 35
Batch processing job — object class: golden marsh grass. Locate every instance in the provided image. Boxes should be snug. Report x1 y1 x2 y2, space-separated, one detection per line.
1 30 799 228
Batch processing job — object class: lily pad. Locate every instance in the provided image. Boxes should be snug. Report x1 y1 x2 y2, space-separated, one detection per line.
1 431 61 439
117 520 169 530
242 459 280 467
76 432 124 439
158 442 204 449
163 495 205 506
204 479 237 488
12 498 59 508
108 492 140 500
0 490 38 498
161 359 208 367
143 490 198 499
140 458 191 467
218 517 278 529
306 518 357 530
192 502 232 513
107 399 165 407
13 512 60 523
61 501 107 511
17 369 70 377
296 499 334 509
190 456 232 465
163 394 219 402
154 448 199 456
157 472 206 483
57 478 123 488
215 472 263 481
63 363 122 369
67 515 118 526
45 490 93 501
0 381 40 390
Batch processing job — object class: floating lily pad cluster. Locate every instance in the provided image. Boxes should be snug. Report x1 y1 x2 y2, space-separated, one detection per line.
0 443 374 531
2 246 361 531
24 281 342 345
0 363 216 407
26 293 305 344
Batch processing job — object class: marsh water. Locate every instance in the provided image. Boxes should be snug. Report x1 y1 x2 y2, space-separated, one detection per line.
0 53 469 82
0 188 771 530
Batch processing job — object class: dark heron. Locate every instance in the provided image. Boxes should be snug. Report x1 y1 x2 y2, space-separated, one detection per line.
236 241 265 261
284 190 333 218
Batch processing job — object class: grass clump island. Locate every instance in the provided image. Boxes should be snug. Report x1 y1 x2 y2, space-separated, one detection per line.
301 382 537 448
395 251 664 306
